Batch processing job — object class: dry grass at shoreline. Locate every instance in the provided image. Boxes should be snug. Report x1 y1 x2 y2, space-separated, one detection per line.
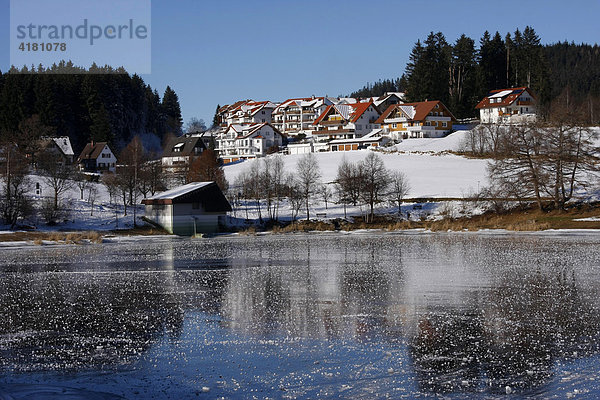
0 225 167 244
240 203 600 234
1 205 598 243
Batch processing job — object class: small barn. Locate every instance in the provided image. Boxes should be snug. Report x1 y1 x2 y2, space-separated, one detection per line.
142 182 232 235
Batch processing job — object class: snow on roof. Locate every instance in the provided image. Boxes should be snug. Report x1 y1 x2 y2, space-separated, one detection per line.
52 137 74 156
174 142 185 148
399 105 416 119
489 90 513 99
334 104 353 120
145 182 213 201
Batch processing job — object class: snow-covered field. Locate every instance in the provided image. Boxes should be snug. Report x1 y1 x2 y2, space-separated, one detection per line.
224 131 488 198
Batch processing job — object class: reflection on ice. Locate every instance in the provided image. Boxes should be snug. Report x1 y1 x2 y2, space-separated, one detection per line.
0 233 599 398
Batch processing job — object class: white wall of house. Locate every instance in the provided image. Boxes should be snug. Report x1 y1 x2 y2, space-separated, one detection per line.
97 148 117 173
480 92 537 124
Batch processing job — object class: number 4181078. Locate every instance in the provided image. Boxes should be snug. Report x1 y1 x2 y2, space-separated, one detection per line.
18 42 67 52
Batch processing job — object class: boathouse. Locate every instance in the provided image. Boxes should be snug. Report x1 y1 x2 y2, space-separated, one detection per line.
142 182 232 235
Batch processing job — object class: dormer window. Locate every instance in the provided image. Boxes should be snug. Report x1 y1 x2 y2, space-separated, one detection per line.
173 142 184 153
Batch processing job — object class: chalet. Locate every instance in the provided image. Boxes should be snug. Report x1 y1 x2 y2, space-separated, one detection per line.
216 122 285 164
329 129 389 151
161 135 207 172
38 136 74 166
372 92 405 112
77 142 117 173
375 101 456 139
312 101 381 141
142 181 232 235
476 87 537 124
271 97 334 136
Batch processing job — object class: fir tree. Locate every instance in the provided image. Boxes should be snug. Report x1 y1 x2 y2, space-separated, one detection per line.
162 86 182 136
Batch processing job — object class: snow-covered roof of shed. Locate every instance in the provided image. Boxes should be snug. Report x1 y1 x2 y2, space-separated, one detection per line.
145 182 213 200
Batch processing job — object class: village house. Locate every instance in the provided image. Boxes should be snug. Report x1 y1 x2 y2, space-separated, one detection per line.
271 97 335 136
216 122 285 164
312 101 381 141
142 181 232 235
370 92 405 112
476 87 537 124
38 136 75 166
376 101 456 139
161 134 207 173
76 142 117 173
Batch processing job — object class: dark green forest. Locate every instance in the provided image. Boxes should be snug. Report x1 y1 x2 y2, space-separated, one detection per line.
351 27 600 121
0 62 183 155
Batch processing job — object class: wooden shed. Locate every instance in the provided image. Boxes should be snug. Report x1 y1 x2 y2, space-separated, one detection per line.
142 182 232 235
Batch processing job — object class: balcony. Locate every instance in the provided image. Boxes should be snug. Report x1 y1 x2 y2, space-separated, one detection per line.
320 120 345 126
517 100 533 106
313 128 353 135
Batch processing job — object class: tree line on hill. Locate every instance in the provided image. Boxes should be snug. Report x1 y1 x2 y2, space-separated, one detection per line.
351 27 600 121
0 62 183 156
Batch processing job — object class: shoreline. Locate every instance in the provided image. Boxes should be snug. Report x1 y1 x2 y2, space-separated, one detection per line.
1 206 599 246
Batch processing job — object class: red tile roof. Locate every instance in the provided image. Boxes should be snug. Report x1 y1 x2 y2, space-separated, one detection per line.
313 101 377 125
475 87 534 109
374 101 456 124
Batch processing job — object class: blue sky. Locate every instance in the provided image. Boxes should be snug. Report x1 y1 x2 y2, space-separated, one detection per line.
1 0 599 126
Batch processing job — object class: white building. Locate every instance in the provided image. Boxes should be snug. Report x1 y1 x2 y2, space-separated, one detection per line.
271 97 335 136
76 142 117 173
312 101 381 141
216 123 285 164
376 101 456 139
218 100 277 128
476 87 537 124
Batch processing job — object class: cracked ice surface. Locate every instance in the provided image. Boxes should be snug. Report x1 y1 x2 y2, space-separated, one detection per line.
1 233 600 399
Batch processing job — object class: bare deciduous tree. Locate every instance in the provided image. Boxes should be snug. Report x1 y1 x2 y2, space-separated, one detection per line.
37 149 74 211
388 171 410 214
360 152 390 222
0 142 32 228
296 153 321 220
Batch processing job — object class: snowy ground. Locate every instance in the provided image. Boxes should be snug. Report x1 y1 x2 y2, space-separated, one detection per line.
1 129 598 233
224 131 488 198
0 174 143 232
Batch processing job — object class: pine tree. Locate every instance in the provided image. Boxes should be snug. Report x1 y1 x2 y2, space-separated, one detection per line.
212 104 221 129
405 32 451 103
162 86 182 136
449 34 478 117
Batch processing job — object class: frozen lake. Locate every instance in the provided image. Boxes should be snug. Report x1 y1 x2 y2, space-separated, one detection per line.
1 232 600 399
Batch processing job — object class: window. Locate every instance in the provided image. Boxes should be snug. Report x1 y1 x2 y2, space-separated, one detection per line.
262 111 265 114
392 123 397 128
442 122 447 127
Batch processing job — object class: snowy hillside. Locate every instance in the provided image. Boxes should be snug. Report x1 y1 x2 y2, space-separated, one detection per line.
224 132 488 199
